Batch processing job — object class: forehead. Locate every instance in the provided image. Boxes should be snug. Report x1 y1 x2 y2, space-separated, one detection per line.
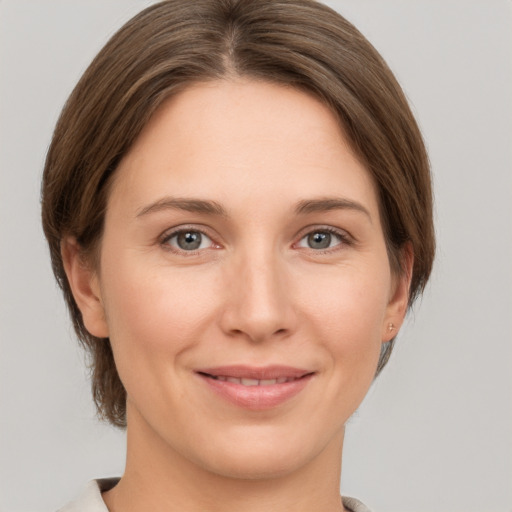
110 79 379 218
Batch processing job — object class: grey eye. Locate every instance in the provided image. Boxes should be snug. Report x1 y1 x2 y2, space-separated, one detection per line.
177 231 202 250
307 232 332 249
297 230 343 250
167 230 212 251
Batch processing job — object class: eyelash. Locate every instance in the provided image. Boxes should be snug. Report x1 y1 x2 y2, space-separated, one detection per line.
294 226 353 254
160 225 217 255
159 225 353 256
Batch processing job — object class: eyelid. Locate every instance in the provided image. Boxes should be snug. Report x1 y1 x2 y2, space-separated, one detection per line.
293 225 354 252
159 224 220 254
158 223 354 255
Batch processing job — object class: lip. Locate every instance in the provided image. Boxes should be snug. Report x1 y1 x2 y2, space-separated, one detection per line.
195 365 315 410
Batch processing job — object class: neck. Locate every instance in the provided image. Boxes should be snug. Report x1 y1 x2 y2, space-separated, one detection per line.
103 405 347 512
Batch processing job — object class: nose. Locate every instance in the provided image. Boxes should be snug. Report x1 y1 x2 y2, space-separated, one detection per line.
219 248 297 343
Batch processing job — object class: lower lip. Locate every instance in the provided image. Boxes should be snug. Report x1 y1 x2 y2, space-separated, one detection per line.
197 374 313 410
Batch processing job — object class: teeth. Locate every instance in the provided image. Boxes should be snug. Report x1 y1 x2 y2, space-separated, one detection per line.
241 378 259 386
210 375 299 386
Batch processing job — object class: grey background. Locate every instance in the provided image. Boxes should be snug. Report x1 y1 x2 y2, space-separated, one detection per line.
1 1 511 511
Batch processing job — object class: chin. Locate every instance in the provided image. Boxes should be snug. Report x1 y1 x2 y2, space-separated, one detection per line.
203 449 306 481
191 425 337 481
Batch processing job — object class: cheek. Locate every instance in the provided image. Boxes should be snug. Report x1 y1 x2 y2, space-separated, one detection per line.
297 262 390 380
300 261 390 335
100 255 219 367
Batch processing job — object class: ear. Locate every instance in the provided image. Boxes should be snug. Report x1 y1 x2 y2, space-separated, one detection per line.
61 237 109 338
382 243 414 342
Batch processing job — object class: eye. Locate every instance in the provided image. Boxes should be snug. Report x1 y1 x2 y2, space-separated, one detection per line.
163 229 214 252
297 229 346 250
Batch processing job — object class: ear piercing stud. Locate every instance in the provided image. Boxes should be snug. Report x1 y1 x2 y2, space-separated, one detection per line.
387 323 395 333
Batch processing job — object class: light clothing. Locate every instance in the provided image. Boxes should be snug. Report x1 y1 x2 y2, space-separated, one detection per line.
58 478 373 512
57 479 118 512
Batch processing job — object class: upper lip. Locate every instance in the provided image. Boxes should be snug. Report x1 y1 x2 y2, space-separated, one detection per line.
196 365 313 380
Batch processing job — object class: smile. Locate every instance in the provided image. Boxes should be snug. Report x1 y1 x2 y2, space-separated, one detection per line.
202 375 301 386
196 366 314 410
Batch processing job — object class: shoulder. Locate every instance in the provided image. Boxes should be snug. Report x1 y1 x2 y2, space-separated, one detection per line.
342 495 373 512
57 478 119 512
57 481 371 512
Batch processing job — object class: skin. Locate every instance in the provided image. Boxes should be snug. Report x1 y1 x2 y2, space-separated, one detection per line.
63 79 412 512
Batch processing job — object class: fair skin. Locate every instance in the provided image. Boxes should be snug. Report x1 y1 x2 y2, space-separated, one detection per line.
63 79 411 512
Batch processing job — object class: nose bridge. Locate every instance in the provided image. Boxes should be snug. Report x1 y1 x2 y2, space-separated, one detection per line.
222 240 294 342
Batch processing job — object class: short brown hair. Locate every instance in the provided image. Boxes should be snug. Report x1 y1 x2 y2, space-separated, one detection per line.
41 0 435 428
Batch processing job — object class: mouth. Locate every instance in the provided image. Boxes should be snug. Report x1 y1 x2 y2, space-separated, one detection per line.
198 374 303 386
195 365 315 410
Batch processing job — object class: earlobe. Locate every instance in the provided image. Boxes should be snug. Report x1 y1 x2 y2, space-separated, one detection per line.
61 238 109 338
382 243 414 342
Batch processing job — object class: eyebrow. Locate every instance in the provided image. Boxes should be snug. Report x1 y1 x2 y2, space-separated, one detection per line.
294 197 372 221
136 197 227 218
136 195 371 221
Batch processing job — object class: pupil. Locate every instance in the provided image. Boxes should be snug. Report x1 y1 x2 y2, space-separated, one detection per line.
177 231 202 250
308 232 331 249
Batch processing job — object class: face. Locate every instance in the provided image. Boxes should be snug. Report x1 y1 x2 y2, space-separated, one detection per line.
66 79 410 480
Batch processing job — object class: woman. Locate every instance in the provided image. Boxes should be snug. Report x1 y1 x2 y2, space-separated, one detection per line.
41 1 434 510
